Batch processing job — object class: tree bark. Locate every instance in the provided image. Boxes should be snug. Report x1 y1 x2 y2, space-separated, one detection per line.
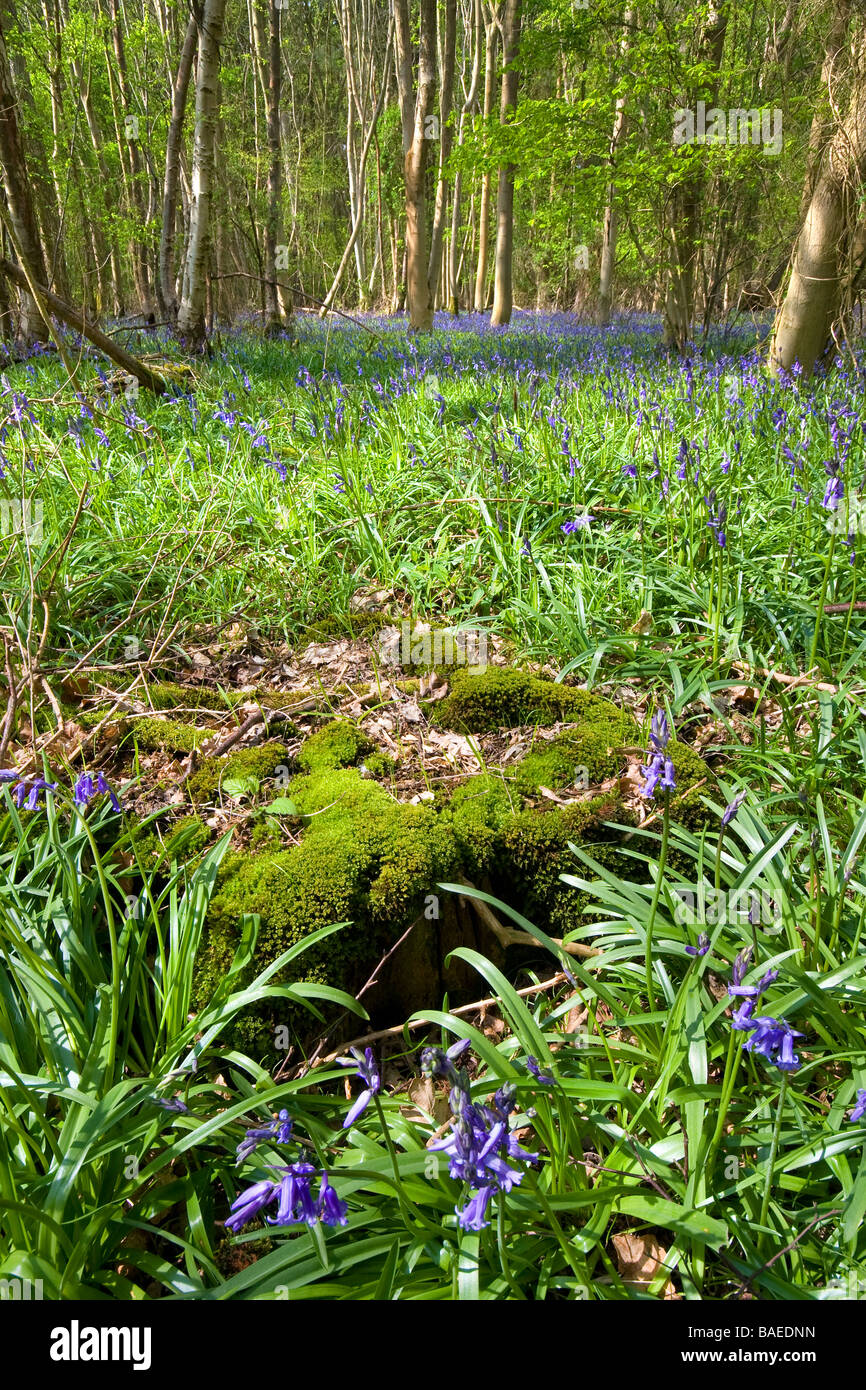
158 10 199 321
473 6 497 311
770 23 866 376
490 0 522 325
393 0 438 331
427 0 458 304
177 0 227 349
0 13 49 343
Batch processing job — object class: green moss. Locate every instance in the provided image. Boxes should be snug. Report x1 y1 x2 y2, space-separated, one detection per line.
666 739 716 833
444 774 517 876
195 763 458 1051
297 720 372 774
499 793 635 937
126 812 210 872
433 667 632 735
362 751 395 778
147 682 219 711
513 722 632 795
132 717 209 754
249 816 285 852
187 741 290 803
304 610 388 642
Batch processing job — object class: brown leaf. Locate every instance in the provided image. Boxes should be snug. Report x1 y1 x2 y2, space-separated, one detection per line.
611 1232 677 1298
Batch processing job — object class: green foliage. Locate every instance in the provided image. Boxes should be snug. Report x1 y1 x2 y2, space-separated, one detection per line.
187 742 290 804
296 719 373 774
132 716 210 754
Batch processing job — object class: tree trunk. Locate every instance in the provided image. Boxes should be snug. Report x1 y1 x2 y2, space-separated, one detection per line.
490 0 522 325
473 8 497 311
427 0 458 304
177 0 226 350
393 0 438 331
0 13 48 344
596 6 634 326
770 24 866 377
158 11 198 321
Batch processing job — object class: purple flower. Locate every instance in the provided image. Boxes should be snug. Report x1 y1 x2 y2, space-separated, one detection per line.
457 1183 495 1231
317 1172 349 1227
849 1089 866 1123
685 933 710 957
224 1178 280 1233
268 1162 318 1226
743 1016 803 1071
621 463 637 479
721 791 747 828
526 1055 554 1084
561 513 594 535
12 776 58 810
236 1108 293 1164
338 1046 381 1127
638 716 675 801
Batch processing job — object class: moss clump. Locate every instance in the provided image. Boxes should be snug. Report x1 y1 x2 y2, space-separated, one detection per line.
249 816 285 853
665 739 716 833
499 793 635 937
362 751 395 779
127 812 211 872
297 720 372 774
513 721 632 795
146 682 219 711
444 774 517 876
304 611 389 642
195 764 458 1052
132 717 209 755
434 667 630 735
187 741 289 803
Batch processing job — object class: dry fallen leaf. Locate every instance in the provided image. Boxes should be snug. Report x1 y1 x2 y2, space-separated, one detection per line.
611 1231 678 1299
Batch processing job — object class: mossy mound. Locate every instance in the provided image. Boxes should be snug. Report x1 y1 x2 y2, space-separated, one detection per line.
443 773 517 876
513 723 631 795
297 720 372 774
362 751 396 779
195 764 458 1051
132 717 210 755
187 741 290 804
128 812 211 872
433 667 632 735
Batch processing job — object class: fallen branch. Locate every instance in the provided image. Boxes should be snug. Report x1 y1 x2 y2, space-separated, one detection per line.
0 257 169 394
455 874 599 959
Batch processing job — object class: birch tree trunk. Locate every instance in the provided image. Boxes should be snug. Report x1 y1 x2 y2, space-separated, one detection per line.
448 0 482 313
252 0 288 331
177 0 226 349
158 11 198 321
770 22 866 376
490 0 521 325
473 6 497 311
393 0 438 331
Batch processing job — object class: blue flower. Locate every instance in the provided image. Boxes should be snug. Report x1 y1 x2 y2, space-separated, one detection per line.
236 1108 293 1164
743 1016 803 1071
721 791 746 828
224 1178 280 1233
317 1172 349 1227
268 1162 318 1226
526 1056 554 1084
685 933 710 957
338 1046 381 1127
849 1089 866 1122
561 513 594 534
457 1184 495 1231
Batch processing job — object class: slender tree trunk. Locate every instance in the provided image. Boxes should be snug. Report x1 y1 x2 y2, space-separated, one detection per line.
177 0 226 349
0 14 48 343
596 6 634 326
427 0 458 303
393 0 438 331
158 10 198 321
490 0 522 325
473 7 497 311
109 0 154 314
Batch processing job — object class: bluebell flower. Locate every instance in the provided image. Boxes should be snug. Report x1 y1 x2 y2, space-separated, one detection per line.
317 1172 349 1227
638 709 675 799
561 514 594 534
721 791 747 828
457 1184 495 1231
224 1178 280 1233
268 1162 318 1226
526 1055 554 1084
154 1096 189 1113
338 1046 381 1127
685 933 710 957
849 1089 866 1122
743 1016 803 1071
236 1108 293 1164
621 463 637 478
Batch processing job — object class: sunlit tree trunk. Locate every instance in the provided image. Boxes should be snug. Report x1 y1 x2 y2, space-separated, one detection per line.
0 14 48 343
158 11 198 322
490 0 521 325
473 6 497 311
393 0 437 331
177 0 226 349
596 6 634 326
427 0 458 305
770 22 866 376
